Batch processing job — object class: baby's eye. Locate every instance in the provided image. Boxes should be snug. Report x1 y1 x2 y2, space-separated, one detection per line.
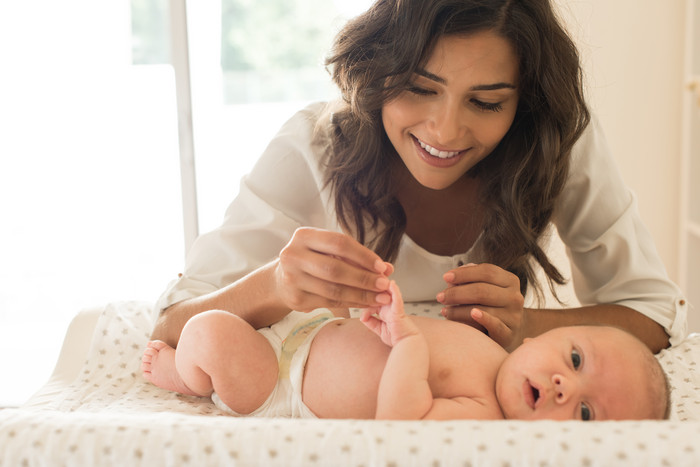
571 349 582 369
580 403 592 421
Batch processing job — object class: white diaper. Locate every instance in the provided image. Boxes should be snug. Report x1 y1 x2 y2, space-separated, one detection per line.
212 309 340 418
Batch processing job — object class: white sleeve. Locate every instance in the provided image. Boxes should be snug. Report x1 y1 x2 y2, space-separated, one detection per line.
155 103 338 312
554 116 688 345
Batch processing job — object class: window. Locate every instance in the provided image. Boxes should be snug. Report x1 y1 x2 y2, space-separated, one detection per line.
188 0 373 234
0 0 372 406
0 0 182 406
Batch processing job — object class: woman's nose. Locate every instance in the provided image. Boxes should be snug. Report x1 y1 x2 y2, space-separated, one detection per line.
429 100 467 145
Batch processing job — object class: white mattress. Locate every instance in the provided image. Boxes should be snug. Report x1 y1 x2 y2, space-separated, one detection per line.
2 300 700 466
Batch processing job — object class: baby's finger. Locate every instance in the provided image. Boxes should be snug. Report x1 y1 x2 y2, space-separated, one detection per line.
360 308 375 321
360 312 384 336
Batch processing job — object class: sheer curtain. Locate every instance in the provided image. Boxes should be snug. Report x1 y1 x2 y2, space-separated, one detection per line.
0 1 183 405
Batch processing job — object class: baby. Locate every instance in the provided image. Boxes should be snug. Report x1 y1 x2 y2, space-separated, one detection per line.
142 282 669 421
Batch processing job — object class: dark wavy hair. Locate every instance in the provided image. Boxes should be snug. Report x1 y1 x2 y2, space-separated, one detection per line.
322 0 590 300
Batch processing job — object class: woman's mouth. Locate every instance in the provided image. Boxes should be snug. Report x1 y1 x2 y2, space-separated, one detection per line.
417 139 461 159
411 136 467 167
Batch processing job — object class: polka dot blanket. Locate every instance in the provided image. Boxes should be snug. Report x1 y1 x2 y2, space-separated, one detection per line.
1 301 700 466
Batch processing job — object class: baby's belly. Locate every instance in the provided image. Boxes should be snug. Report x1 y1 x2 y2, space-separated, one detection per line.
302 319 391 419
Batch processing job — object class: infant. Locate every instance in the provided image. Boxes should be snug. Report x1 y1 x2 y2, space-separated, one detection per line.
142 282 669 421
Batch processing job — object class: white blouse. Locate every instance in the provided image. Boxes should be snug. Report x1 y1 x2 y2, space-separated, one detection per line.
156 102 688 345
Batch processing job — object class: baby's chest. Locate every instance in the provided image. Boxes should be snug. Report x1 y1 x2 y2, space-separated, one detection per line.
426 349 498 400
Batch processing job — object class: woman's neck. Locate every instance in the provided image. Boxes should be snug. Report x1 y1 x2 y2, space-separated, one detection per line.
395 172 484 256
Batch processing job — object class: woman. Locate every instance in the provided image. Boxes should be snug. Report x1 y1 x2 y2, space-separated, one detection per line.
152 0 687 352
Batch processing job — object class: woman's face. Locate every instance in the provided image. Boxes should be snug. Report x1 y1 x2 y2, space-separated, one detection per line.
382 30 519 190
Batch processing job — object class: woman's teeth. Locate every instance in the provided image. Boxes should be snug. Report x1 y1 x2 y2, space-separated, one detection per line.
418 140 460 159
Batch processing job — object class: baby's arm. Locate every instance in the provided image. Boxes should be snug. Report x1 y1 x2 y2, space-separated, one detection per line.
360 281 433 419
361 281 505 420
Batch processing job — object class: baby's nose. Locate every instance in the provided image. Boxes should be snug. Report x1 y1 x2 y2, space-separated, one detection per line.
552 374 571 404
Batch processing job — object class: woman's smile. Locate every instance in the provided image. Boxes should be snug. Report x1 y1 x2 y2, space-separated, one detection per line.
412 135 467 168
414 135 466 159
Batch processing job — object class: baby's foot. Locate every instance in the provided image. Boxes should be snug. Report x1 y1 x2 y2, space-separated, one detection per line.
141 340 199 396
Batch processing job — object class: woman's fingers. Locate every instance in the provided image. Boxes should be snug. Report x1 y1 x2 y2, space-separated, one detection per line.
442 305 515 348
443 262 519 290
275 227 393 311
470 308 513 346
297 268 391 308
439 263 524 349
439 263 522 308
308 250 391 293
440 306 487 333
294 227 388 274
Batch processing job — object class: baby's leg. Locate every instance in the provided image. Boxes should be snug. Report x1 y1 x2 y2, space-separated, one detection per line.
174 310 279 414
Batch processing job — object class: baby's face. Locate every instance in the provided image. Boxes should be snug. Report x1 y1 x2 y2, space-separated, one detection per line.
495 326 656 421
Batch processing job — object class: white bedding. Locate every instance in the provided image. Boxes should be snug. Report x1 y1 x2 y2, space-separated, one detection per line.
2 300 700 466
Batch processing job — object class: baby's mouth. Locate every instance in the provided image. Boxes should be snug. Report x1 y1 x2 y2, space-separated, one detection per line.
524 380 540 410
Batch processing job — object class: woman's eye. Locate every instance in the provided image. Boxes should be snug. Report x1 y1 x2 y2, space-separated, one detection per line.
580 403 592 421
571 349 582 369
472 99 503 112
407 85 434 96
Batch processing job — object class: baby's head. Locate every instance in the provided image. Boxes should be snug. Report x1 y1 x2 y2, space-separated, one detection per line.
495 325 670 421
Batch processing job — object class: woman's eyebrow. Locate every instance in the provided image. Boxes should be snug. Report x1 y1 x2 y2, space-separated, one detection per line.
416 69 447 84
471 82 517 91
415 69 516 91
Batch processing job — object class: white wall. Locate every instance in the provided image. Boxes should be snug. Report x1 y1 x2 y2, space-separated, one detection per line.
556 0 686 282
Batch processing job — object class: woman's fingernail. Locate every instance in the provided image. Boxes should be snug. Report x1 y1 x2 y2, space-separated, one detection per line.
436 292 445 303
374 259 387 273
375 276 390 290
471 308 483 319
443 272 455 282
375 293 391 304
440 308 447 317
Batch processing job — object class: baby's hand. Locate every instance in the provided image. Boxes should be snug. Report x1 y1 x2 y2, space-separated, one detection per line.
360 281 419 347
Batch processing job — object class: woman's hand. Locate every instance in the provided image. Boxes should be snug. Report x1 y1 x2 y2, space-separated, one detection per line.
273 227 393 312
437 263 525 350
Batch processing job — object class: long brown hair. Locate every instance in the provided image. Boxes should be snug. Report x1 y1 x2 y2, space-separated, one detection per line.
323 0 590 300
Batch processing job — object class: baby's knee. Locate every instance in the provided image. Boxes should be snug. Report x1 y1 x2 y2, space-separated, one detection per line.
182 310 245 347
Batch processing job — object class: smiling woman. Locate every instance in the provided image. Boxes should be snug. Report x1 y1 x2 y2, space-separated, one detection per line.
382 32 520 191
151 0 685 364
0 0 689 409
